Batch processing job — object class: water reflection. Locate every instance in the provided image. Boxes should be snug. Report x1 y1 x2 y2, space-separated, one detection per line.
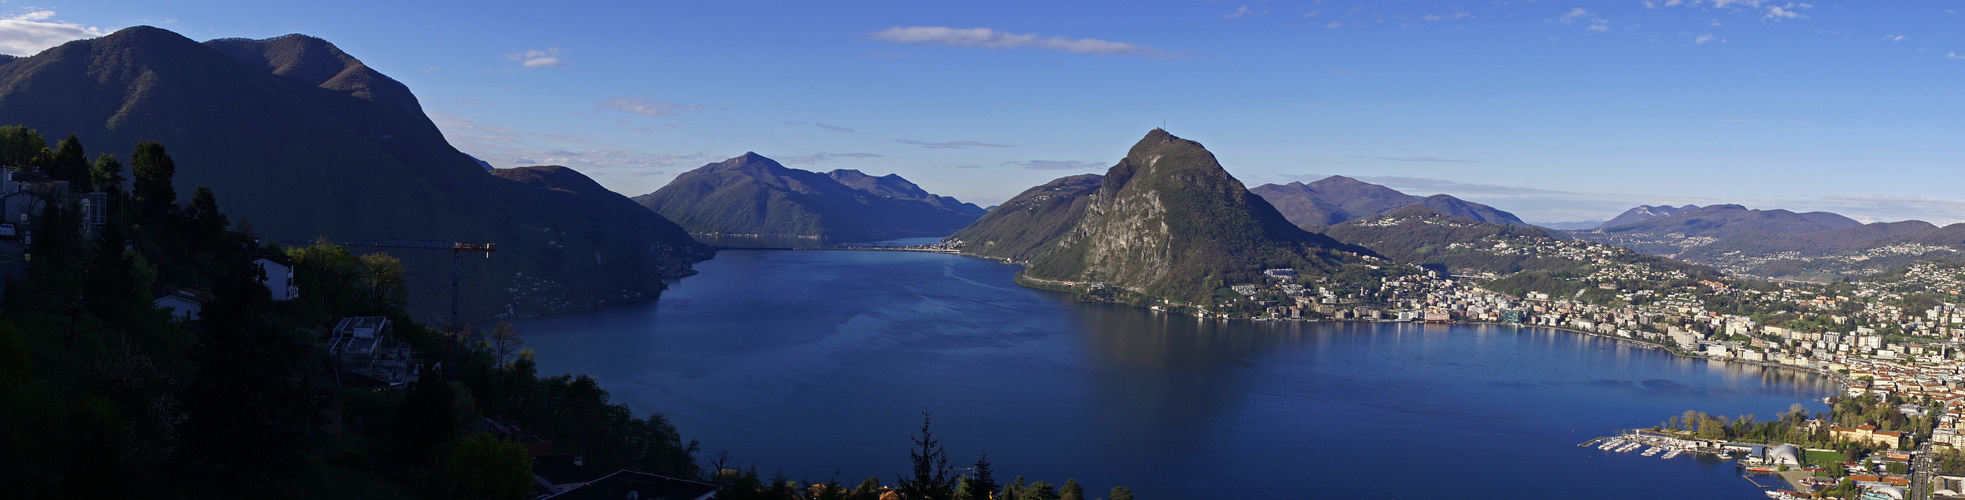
518 250 1840 499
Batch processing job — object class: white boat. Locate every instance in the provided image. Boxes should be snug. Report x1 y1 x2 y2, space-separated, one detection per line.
1662 449 1681 459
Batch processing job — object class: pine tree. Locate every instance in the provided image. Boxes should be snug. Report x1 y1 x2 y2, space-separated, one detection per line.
131 141 176 216
899 413 955 500
1108 486 1134 500
51 134 89 191
175 253 325 495
1059 479 1084 500
90 153 125 195
962 455 998 500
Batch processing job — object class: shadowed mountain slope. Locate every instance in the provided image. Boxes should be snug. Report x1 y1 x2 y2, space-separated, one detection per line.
0 26 708 321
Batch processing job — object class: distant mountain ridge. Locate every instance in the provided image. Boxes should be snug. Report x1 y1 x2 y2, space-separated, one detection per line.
0 26 707 321
1248 176 1529 228
634 153 982 240
1599 204 1696 229
952 129 1361 304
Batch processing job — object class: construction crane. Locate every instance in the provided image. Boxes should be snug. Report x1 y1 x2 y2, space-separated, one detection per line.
281 238 496 380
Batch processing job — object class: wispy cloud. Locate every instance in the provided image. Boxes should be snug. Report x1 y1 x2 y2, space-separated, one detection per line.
599 97 702 117
1345 155 1477 163
869 26 1182 59
1948 52 1965 61
897 139 1013 149
431 113 592 144
1423 12 1472 21
505 47 567 68
1003 160 1106 171
0 10 109 56
784 121 857 133
1558 8 1595 23
1649 0 1813 23
1885 35 1906 42
433 113 711 175
1223 6 1266 19
779 152 881 164
1695 34 1720 44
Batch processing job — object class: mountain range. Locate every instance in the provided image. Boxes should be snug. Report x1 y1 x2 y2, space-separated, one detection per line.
951 129 1360 305
0 26 708 321
634 153 984 241
1247 176 1529 228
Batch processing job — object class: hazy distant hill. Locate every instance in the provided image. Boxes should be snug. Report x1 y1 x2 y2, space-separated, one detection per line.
1534 220 1606 230
945 173 1103 261
827 169 987 217
634 153 982 240
1569 204 1865 255
1324 205 1705 279
1248 176 1528 228
0 26 707 321
953 129 1359 304
1600 205 1697 229
1674 220 1939 262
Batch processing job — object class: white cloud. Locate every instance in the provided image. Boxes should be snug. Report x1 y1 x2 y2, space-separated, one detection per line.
1423 12 1472 21
1325 22 1344 29
779 152 881 164
1764 5 1804 20
504 47 567 68
1695 34 1719 44
1587 24 1609 31
869 26 1180 59
1304 10 1320 17
0 10 109 57
1558 8 1594 23
897 139 1013 149
1885 35 1905 42
1949 52 1965 60
599 97 702 117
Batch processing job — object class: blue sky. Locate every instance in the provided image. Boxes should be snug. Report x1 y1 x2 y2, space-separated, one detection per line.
8 1 1965 224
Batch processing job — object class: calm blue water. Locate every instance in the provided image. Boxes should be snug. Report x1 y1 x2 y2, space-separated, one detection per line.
510 249 1835 499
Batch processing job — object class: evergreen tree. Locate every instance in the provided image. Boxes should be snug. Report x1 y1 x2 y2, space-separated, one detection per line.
90 153 125 195
1108 486 1134 500
1018 481 1058 500
962 455 998 500
131 141 177 216
393 364 458 464
189 186 226 236
175 252 325 496
1059 479 1084 500
51 134 89 191
899 412 954 500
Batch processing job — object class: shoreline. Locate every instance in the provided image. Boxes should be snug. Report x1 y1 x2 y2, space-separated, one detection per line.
965 250 1857 396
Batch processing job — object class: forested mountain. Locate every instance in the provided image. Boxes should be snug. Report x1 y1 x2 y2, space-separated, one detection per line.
953 129 1362 305
0 26 706 321
634 153 983 240
1248 176 1528 228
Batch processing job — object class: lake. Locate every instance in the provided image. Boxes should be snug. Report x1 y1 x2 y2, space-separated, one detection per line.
510 248 1837 499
